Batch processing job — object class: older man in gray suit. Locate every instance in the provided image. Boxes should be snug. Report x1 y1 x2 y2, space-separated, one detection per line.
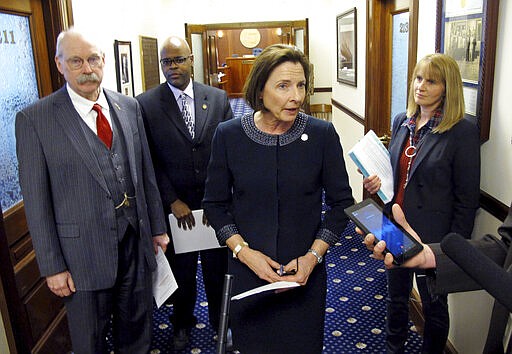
15 28 169 353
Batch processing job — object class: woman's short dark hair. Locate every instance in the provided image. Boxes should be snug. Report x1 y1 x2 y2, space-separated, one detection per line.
244 44 310 111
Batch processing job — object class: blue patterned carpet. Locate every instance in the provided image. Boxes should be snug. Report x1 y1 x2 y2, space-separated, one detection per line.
143 221 422 354
229 98 253 119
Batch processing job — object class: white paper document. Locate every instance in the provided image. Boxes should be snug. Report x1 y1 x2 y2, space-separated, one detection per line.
231 281 301 301
152 246 178 308
348 130 394 204
169 209 223 254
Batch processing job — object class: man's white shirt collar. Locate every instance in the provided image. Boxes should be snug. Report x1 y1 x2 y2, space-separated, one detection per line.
167 80 194 102
66 83 112 132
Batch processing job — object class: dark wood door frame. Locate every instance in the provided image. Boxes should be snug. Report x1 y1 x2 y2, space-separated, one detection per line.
365 0 418 138
186 20 309 88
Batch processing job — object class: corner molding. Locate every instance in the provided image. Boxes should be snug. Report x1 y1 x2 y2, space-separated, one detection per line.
332 98 364 125
480 191 508 222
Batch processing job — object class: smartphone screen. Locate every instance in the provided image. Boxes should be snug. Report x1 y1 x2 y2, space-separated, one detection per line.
345 199 423 264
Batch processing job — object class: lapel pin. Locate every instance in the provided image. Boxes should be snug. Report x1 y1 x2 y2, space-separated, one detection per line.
114 103 121 110
202 104 207 110
301 133 308 141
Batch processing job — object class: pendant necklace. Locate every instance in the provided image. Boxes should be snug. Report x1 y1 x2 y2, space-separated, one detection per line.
403 133 417 189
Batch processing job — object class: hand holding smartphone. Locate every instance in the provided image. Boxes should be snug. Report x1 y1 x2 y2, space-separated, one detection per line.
344 199 423 265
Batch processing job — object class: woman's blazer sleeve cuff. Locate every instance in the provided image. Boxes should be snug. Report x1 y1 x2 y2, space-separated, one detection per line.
217 224 239 245
316 228 339 247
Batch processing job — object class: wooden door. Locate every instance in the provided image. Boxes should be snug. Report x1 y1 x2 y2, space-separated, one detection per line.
186 24 209 85
225 57 255 98
365 0 418 142
291 19 309 56
0 1 72 353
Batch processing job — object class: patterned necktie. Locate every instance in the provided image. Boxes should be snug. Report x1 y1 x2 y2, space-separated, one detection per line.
181 93 194 139
92 103 113 149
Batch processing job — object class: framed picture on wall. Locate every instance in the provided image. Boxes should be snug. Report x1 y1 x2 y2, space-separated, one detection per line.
337 7 357 86
114 40 135 97
436 0 499 142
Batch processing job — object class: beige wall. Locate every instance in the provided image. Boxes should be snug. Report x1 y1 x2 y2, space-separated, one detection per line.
0 320 8 353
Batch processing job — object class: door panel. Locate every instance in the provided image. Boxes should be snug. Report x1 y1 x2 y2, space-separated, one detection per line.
186 24 208 85
390 10 411 128
291 19 309 56
0 11 40 212
365 0 418 141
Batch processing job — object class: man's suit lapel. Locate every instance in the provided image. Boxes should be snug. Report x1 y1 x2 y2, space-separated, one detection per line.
193 82 208 141
159 84 193 142
105 90 138 187
53 87 109 193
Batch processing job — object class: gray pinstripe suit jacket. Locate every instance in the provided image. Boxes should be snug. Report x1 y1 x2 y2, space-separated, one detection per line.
15 86 166 291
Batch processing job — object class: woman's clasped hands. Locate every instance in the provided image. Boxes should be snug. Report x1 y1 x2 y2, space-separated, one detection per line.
237 246 316 286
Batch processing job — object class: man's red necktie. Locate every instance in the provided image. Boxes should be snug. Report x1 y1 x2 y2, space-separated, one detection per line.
92 103 112 149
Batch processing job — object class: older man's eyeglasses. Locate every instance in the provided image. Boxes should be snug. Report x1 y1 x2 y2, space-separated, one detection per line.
66 55 102 70
160 55 191 67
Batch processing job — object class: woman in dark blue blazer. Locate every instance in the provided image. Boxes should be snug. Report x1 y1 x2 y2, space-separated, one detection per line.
364 53 480 353
203 44 354 354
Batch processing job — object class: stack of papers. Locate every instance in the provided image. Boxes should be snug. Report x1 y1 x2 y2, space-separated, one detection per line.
169 209 224 254
348 130 394 204
152 246 178 308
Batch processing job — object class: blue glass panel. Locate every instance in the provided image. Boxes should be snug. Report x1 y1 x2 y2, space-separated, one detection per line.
0 13 40 212
390 12 409 130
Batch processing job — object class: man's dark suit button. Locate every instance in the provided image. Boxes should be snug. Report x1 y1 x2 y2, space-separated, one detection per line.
192 148 197 152
195 169 200 174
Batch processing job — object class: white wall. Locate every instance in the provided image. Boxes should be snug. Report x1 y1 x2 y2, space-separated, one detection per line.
481 0 512 206
331 0 366 202
71 0 335 97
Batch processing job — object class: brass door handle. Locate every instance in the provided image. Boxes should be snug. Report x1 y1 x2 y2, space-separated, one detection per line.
378 134 391 146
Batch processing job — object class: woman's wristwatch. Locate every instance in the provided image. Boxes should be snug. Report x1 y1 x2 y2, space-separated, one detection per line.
233 241 249 259
308 248 323 264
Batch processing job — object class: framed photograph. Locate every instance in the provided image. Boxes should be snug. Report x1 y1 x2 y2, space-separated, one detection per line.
337 7 357 86
436 0 499 142
114 40 135 96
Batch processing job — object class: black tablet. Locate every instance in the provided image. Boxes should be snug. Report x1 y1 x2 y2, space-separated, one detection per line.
344 199 424 265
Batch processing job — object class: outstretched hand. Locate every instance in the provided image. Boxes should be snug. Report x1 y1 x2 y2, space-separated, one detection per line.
359 204 436 269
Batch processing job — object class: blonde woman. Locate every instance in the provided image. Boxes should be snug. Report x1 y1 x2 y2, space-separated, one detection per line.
364 53 480 353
